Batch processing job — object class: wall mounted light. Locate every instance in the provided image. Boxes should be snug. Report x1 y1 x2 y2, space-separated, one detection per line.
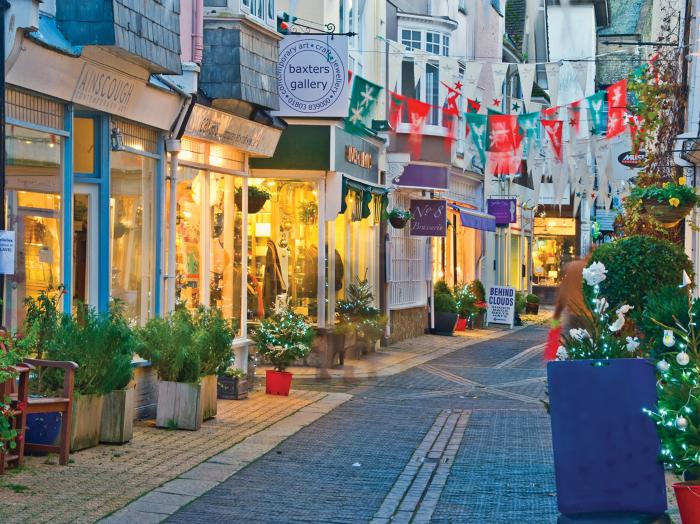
110 127 125 151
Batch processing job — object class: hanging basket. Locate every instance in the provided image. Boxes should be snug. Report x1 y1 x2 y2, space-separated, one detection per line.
644 199 694 228
235 193 269 214
389 215 409 229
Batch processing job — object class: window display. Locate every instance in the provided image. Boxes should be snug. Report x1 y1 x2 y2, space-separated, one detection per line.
110 151 156 324
247 179 319 322
4 125 63 330
533 217 577 286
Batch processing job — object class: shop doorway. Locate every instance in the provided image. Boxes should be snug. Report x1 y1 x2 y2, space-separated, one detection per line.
73 184 99 310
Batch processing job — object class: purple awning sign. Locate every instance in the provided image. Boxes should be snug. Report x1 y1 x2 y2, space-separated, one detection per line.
395 164 449 190
487 198 517 226
410 199 447 237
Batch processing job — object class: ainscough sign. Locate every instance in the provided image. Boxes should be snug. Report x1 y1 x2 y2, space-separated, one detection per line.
275 35 349 117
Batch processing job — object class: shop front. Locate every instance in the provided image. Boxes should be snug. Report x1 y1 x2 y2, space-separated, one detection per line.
250 122 386 363
4 29 186 328
532 216 578 303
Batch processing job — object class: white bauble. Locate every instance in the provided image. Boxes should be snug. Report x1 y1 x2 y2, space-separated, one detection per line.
663 330 676 348
676 416 689 430
677 352 691 366
657 360 671 372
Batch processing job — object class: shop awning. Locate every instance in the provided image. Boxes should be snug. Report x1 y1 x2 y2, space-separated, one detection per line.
450 205 497 232
341 176 389 218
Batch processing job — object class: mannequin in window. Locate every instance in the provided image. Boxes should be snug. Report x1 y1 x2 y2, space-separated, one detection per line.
301 245 344 297
263 239 286 311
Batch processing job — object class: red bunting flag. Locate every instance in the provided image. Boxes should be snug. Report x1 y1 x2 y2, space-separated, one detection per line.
541 119 564 162
541 106 559 118
486 150 524 178
443 108 459 154
407 98 432 158
488 114 522 153
388 92 405 130
606 79 627 139
441 81 461 113
467 98 481 114
607 79 627 110
567 100 581 134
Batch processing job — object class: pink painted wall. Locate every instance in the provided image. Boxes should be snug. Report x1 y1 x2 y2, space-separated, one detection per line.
179 0 203 64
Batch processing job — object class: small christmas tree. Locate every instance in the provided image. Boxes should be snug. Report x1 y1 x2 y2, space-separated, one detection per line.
556 261 641 361
646 293 700 477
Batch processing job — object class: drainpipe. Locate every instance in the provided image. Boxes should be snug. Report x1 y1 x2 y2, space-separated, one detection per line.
192 0 204 64
0 1 10 323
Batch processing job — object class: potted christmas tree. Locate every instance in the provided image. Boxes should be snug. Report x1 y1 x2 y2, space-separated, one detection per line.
252 300 315 396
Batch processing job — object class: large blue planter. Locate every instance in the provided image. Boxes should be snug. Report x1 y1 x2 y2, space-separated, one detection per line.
25 412 62 448
548 359 666 516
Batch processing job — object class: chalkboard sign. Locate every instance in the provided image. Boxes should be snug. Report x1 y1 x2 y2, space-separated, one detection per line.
409 199 447 237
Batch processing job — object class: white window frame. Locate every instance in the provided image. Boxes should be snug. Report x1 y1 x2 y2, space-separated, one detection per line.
240 0 276 27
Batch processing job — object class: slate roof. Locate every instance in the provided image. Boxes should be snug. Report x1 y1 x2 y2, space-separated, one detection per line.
505 0 527 52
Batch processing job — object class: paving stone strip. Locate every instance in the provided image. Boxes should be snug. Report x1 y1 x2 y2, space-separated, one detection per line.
493 343 545 369
371 409 471 524
99 392 351 524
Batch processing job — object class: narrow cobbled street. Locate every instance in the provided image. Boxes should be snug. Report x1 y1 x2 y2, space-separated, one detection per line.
168 326 556 523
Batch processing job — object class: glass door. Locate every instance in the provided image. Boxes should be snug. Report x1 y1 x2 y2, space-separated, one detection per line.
73 184 99 310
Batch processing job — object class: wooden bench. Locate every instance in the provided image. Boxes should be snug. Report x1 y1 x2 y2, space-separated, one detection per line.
19 359 78 466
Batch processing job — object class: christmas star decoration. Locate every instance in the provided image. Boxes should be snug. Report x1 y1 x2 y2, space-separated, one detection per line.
492 98 501 107
360 86 376 108
455 81 463 90
569 119 577 127
512 102 520 112
349 107 364 124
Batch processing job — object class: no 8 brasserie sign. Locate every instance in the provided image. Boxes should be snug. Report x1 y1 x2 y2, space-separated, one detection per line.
410 199 447 237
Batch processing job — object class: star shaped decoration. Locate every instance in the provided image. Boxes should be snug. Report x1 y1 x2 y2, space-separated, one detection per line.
512 102 521 112
349 106 364 124
359 86 376 108
569 119 577 127
455 81 463 90
492 98 501 107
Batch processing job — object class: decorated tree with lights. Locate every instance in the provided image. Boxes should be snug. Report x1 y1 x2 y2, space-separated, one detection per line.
647 293 700 477
556 261 642 361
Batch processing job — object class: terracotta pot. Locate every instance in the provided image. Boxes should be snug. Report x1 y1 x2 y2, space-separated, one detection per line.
455 318 467 331
389 215 408 229
645 200 693 228
674 482 700 523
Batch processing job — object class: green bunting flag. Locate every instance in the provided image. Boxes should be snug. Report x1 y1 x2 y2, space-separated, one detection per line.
465 112 488 165
517 112 540 152
345 75 383 134
586 91 607 135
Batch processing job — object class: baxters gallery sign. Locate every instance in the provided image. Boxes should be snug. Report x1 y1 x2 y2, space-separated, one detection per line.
275 35 349 117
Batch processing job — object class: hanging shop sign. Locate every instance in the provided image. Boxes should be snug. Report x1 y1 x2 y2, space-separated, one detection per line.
185 104 282 157
335 126 380 183
487 198 517 226
275 35 349 117
394 163 449 190
617 150 646 169
409 199 447 237
486 286 515 328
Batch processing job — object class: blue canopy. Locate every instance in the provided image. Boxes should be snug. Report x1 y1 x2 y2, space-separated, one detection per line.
450 204 497 232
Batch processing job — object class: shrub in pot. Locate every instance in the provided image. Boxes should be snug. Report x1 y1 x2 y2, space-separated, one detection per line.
525 294 540 314
138 306 234 430
337 277 384 357
515 291 527 315
468 280 487 327
549 261 666 515
433 293 458 336
387 208 413 229
217 367 248 400
235 185 271 214
252 303 315 396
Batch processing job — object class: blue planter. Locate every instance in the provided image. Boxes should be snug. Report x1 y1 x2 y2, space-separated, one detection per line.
25 412 62 448
548 359 666 516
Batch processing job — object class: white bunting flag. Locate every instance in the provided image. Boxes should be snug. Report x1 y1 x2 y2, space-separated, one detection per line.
413 50 429 88
517 63 537 109
491 62 510 103
387 40 405 91
545 62 561 107
462 62 483 101
570 61 590 97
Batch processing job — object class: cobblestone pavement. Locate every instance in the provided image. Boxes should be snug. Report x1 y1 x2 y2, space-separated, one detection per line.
168 327 560 523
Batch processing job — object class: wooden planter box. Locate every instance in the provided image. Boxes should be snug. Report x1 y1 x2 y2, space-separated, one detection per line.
201 375 218 420
100 388 135 444
156 381 203 431
217 376 248 400
71 394 104 451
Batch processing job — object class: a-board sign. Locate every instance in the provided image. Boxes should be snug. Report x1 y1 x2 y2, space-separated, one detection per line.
486 285 515 328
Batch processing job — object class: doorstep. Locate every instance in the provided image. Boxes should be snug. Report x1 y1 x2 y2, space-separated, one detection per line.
256 325 529 380
99 392 351 523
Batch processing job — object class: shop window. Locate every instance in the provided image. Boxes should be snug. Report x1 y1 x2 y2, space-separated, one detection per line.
4 125 63 330
247 179 320 323
110 151 156 324
74 118 95 174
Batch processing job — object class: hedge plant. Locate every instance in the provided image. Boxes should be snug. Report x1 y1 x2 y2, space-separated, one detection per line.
587 236 693 321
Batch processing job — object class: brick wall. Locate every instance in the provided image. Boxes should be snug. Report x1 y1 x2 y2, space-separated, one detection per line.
57 0 182 74
389 306 428 344
201 19 280 110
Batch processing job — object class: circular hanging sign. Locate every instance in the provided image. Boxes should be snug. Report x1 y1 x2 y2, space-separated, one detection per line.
277 37 348 117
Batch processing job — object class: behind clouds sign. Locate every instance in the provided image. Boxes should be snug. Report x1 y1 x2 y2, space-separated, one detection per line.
276 35 349 117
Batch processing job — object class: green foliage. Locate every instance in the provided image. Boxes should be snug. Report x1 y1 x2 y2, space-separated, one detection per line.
387 208 413 220
138 306 234 383
252 308 315 371
0 339 23 453
433 280 452 296
515 292 527 314
434 293 458 314
587 236 693 322
336 277 383 341
641 286 696 359
20 287 64 359
629 183 700 208
647 295 700 477
468 280 486 302
526 294 540 304
236 185 271 200
223 367 246 379
50 303 137 394
454 283 478 319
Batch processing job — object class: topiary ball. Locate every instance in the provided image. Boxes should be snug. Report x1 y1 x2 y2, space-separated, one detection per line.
587 235 693 320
